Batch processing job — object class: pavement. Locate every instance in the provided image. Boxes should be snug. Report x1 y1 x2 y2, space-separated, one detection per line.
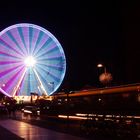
0 119 88 140
0 125 23 140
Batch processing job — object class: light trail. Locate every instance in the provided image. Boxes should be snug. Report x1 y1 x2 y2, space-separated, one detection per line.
58 113 140 121
58 115 90 120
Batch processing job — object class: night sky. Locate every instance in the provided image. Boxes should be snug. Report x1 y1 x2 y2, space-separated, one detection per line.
0 1 140 91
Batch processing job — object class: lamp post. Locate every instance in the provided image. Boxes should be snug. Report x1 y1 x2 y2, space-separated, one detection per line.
97 64 112 86
97 64 107 73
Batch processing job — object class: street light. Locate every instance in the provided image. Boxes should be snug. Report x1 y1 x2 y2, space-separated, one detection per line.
97 64 107 73
97 63 112 86
97 64 103 68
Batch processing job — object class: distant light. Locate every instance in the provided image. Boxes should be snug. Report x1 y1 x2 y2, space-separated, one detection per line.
24 56 36 67
2 84 5 87
24 110 32 114
97 64 103 68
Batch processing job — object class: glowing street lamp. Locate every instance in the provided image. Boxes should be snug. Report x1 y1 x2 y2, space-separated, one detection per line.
97 63 107 73
97 63 112 86
97 64 103 68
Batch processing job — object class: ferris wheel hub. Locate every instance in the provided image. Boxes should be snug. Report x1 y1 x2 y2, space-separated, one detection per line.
24 56 36 67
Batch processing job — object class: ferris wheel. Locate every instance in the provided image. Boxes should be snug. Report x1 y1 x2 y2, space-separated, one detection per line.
0 23 66 97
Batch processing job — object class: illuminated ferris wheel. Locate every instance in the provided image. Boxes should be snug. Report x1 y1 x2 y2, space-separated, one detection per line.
0 23 66 97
